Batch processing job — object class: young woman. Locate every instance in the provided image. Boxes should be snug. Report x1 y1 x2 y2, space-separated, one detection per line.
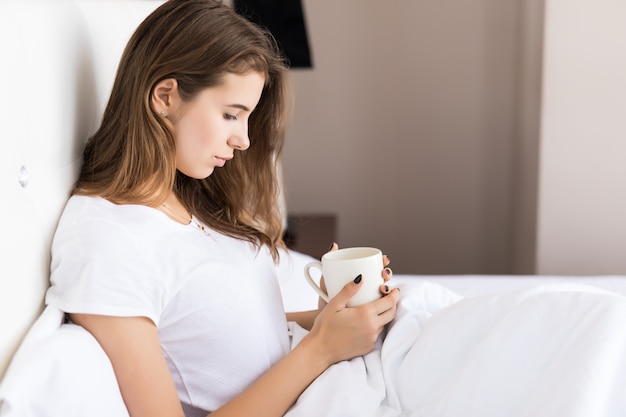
45 1 400 416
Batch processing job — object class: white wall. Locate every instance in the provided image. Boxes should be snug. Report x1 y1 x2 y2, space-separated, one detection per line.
536 0 626 274
0 0 162 378
283 0 533 274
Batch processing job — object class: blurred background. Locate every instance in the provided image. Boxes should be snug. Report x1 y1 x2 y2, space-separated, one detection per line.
280 0 540 274
273 0 626 276
228 0 625 275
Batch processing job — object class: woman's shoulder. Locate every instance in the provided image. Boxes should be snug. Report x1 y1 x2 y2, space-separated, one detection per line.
65 195 145 216
55 195 168 246
62 195 157 225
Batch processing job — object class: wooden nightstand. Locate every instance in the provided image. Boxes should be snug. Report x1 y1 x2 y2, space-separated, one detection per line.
284 213 337 260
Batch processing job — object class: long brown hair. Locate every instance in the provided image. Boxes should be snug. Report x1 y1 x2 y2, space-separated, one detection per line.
75 0 291 260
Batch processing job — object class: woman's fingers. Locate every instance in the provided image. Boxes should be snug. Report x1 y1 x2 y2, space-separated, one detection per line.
373 288 401 317
382 267 393 282
382 254 392 281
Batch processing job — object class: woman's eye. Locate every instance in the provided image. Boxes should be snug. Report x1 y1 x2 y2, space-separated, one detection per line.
224 113 237 121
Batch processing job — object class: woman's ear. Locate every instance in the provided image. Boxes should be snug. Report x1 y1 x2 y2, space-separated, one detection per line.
151 78 180 117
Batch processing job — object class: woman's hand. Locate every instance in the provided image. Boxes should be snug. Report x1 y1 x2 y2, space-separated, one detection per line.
286 243 395 331
305 268 401 367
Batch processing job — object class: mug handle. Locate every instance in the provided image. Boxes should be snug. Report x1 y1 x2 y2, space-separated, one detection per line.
304 262 330 303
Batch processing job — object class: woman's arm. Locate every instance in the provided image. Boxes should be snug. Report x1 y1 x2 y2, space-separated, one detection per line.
70 314 186 417
285 310 318 330
72 278 400 417
218 279 400 417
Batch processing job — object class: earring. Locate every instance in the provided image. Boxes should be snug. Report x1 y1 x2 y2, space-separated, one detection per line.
160 110 166 117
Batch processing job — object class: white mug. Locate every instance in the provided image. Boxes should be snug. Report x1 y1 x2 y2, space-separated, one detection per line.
304 247 384 307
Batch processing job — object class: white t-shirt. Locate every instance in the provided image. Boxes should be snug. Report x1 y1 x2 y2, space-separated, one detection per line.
46 195 291 413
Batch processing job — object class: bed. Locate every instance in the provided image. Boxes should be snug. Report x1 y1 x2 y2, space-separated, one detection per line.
1 1 625 416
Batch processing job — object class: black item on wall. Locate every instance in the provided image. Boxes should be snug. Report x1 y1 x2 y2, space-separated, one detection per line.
234 0 312 68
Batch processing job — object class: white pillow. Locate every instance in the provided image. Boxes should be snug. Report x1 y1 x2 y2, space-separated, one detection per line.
0 305 128 417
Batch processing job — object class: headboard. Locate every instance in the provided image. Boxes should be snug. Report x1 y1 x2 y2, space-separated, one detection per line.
0 0 164 379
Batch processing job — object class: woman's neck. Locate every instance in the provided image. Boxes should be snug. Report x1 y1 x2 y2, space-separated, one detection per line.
158 194 192 225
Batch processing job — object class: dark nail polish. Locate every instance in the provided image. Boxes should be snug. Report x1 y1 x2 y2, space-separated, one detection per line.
385 285 390 293
354 274 362 284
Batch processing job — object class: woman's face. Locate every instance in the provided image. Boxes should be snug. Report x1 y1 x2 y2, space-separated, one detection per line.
169 71 265 179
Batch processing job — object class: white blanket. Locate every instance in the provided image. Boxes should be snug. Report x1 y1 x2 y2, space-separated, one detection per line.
3 280 625 416
286 281 626 417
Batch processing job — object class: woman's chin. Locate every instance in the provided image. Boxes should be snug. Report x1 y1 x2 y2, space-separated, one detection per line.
179 167 215 180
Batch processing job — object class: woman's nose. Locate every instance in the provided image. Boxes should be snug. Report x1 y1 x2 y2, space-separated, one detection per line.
228 134 250 151
228 124 251 150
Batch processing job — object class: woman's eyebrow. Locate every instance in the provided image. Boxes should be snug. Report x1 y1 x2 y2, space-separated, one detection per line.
226 104 250 111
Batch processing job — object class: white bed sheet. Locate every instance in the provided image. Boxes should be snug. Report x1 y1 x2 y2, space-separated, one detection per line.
275 250 626 415
398 274 626 297
285 280 626 417
278 250 626 312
